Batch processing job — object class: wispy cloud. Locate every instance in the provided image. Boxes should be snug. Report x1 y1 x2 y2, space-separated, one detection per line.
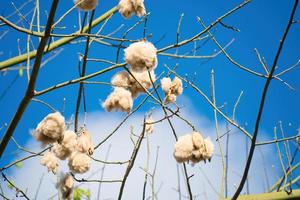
1 106 279 199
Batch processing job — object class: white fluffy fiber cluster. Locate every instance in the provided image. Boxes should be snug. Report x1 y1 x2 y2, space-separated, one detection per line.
67 128 93 174
102 87 133 112
124 41 157 72
76 129 94 155
68 151 91 174
118 0 146 19
41 152 59 174
34 112 66 145
111 70 156 97
52 130 77 160
57 173 74 200
103 41 157 113
161 76 183 103
74 0 98 11
33 113 94 175
173 131 214 164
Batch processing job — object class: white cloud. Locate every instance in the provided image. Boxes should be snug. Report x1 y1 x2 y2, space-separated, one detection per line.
1 105 279 200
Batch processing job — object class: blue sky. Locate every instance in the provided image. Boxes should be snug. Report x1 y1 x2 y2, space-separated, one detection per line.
0 0 300 197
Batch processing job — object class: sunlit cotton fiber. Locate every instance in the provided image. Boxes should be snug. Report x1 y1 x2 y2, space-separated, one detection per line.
40 151 59 174
52 143 70 160
102 87 133 112
34 112 66 145
52 130 77 160
160 77 172 93
111 70 156 97
172 77 183 96
61 130 77 153
124 41 157 72
173 134 194 163
118 0 146 19
68 152 91 174
160 76 183 103
57 173 74 200
74 0 98 11
132 0 146 17
173 131 214 164
77 129 94 155
128 70 156 97
111 71 130 88
118 0 135 19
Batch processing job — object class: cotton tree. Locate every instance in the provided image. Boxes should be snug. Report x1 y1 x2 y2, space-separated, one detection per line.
0 0 300 199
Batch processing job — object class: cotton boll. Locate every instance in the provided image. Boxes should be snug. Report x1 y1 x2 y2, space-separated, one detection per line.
203 137 214 161
52 131 77 160
161 77 183 104
40 151 59 174
34 112 66 145
173 134 194 163
102 87 133 112
61 130 77 153
191 131 204 149
52 143 70 160
74 0 97 11
57 173 74 200
128 70 156 97
173 132 214 164
160 77 172 93
33 131 57 146
145 117 154 134
68 152 91 174
118 0 135 19
165 93 177 104
171 77 183 96
111 71 130 88
77 129 94 155
124 41 157 72
132 0 146 17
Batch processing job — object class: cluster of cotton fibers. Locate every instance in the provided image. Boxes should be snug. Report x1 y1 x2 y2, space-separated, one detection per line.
104 40 158 112
53 130 77 160
173 131 214 163
77 128 94 155
118 0 146 19
34 112 66 145
111 70 156 97
124 41 157 72
57 173 74 200
68 151 91 174
40 152 59 174
102 87 133 112
74 0 98 11
160 76 183 103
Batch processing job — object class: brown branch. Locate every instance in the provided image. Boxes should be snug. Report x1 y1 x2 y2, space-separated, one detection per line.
0 0 59 159
231 0 299 199
117 118 146 200
2 172 30 200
